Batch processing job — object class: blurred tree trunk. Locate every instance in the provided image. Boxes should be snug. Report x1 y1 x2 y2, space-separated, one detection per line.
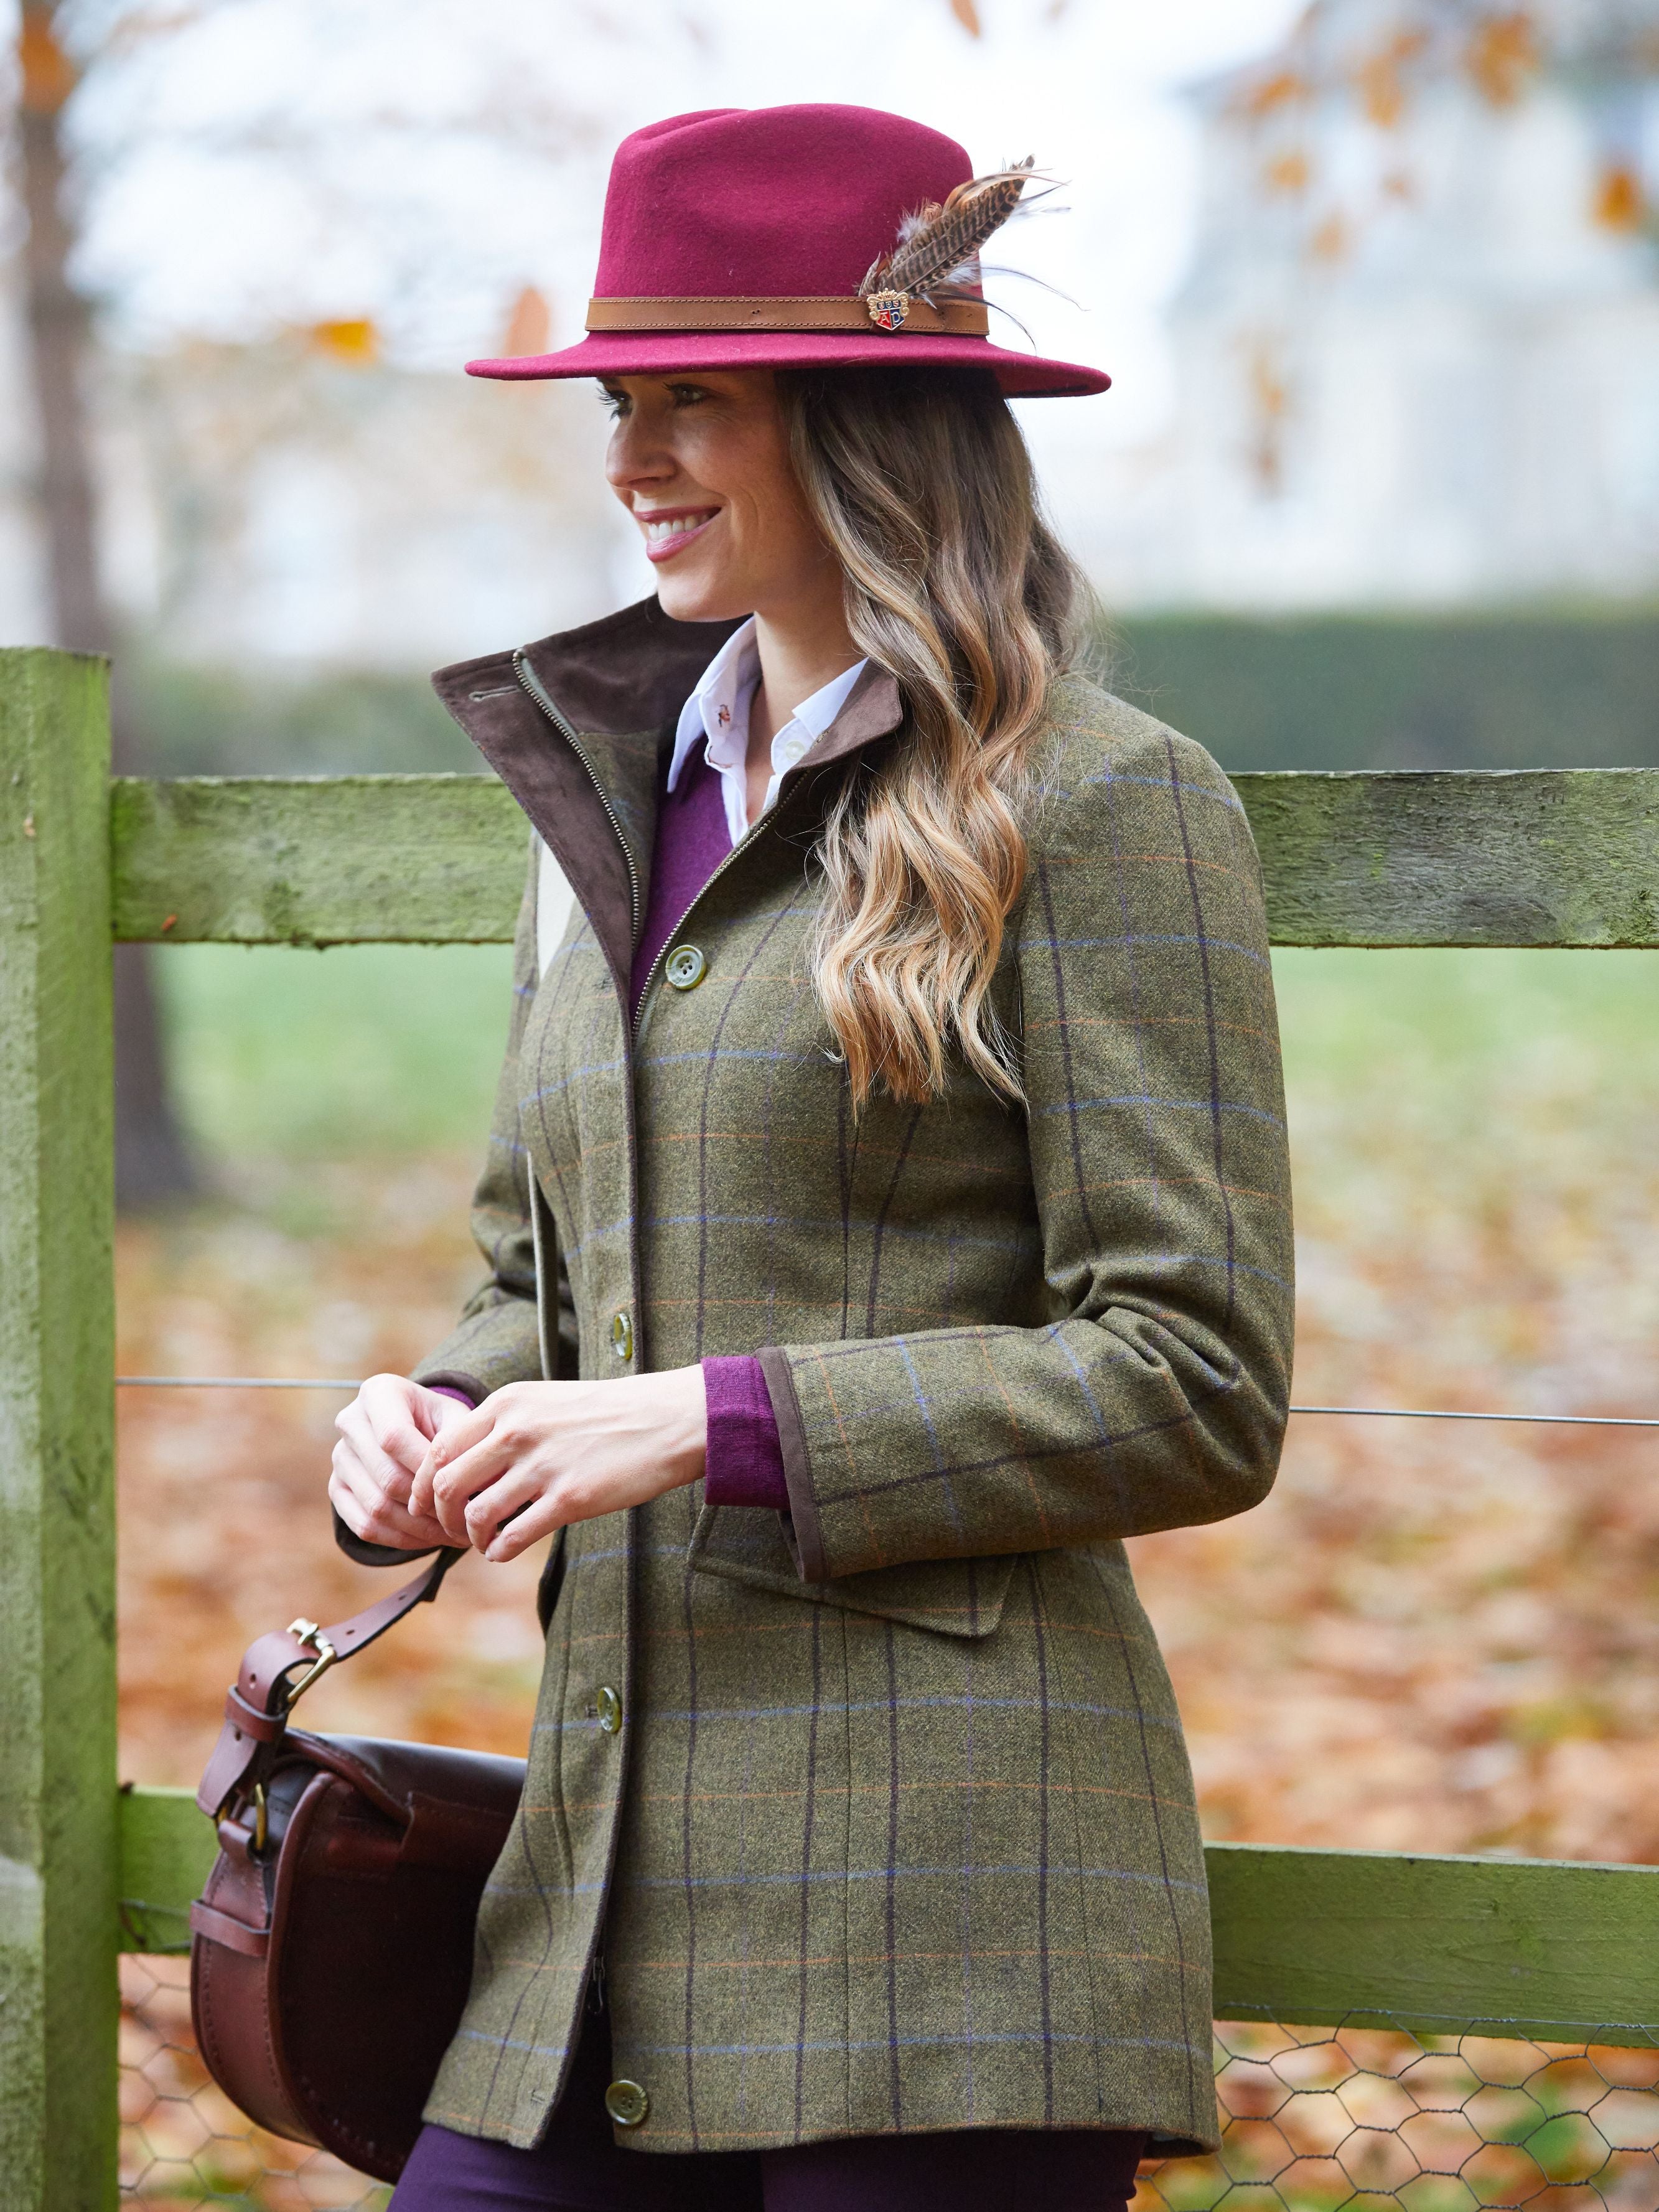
17 1 195 1206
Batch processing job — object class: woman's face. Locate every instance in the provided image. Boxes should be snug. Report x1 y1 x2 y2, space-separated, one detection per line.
601 368 835 624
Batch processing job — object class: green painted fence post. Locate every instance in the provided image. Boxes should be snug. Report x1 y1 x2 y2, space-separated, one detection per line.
0 649 117 2211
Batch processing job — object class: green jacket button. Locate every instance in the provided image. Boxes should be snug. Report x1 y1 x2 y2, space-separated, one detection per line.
610 1310 632 1361
596 1685 623 1735
605 2078 650 2128
665 944 706 990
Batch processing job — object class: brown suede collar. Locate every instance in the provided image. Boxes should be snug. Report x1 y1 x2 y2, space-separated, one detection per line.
431 596 904 993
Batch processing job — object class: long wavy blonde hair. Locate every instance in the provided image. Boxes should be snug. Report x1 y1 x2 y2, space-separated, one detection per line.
776 364 1087 1113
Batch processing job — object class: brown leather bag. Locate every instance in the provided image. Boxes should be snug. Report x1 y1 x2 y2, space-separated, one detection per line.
190 1553 526 2184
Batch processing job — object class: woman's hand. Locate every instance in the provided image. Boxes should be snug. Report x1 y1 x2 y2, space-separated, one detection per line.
329 1374 473 1551
409 1368 709 1563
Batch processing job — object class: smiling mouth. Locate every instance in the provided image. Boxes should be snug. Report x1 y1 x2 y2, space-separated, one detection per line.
638 508 719 563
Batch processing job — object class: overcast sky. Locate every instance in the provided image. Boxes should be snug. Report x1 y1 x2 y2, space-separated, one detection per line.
62 0 1302 448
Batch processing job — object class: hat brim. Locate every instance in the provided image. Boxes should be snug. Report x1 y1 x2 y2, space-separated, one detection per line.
466 329 1109 398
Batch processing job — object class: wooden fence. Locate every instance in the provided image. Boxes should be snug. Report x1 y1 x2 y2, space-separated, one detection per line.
4 645 1658 2208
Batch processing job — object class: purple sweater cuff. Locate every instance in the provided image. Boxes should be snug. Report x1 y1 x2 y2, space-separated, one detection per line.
701 1355 790 1511
428 1384 475 1409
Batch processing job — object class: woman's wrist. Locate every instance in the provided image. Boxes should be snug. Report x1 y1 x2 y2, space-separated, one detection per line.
643 1362 709 1493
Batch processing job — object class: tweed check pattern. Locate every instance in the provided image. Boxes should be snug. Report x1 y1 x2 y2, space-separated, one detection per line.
398 601 1294 2161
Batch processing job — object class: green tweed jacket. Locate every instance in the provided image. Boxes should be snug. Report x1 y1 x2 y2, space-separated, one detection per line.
382 598 1293 2158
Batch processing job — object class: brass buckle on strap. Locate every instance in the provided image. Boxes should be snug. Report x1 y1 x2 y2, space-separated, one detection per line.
279 1618 339 1711
211 1623 334 1836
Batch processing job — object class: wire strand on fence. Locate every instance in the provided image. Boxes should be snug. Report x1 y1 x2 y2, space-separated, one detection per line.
111 1378 1659 1427
1287 1405 1659 1428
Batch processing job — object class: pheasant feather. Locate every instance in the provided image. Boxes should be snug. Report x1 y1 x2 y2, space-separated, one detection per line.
859 160 1036 305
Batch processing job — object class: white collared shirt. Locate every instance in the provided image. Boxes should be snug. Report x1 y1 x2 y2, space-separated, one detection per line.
668 618 867 848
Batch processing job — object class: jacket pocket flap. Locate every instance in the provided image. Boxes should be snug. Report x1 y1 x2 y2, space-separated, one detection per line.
687 1501 1013 1639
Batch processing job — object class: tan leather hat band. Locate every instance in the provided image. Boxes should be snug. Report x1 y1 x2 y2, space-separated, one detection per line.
585 295 989 337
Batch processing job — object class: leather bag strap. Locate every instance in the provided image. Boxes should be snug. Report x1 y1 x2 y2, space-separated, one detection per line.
190 1897 271 1957
197 1550 461 1818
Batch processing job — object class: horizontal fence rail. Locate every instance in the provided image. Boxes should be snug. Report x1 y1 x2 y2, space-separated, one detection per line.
1205 1844 1659 2043
111 773 525 945
111 767 1659 948
1238 768 1659 949
116 1789 1659 2043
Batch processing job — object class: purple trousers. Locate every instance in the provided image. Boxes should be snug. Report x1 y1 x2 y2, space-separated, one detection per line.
391 2010 1146 2211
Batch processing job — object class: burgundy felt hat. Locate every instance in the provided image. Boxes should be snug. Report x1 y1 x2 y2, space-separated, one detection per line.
466 103 1110 399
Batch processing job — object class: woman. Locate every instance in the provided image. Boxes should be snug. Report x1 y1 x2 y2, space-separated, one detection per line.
330 102 1293 2212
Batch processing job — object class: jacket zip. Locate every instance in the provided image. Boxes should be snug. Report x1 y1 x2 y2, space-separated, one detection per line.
512 650 642 942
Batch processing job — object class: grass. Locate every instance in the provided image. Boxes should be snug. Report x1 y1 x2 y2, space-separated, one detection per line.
1276 947 1659 1107
155 939 1659 1165
156 942 515 1159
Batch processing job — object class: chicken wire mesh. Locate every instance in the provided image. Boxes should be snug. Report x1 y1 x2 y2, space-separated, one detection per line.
1139 2022 1659 2212
120 1961 1659 2211
121 1957 390 2211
